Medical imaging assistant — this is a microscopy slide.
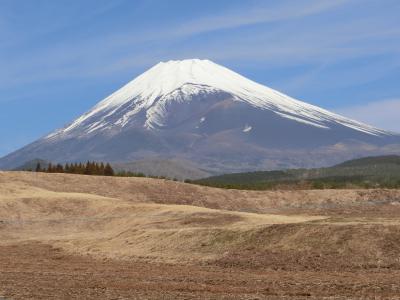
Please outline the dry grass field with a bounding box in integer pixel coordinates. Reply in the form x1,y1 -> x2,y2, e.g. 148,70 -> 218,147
1,171 -> 400,299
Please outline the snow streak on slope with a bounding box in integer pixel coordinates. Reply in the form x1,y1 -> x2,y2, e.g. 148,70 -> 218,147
49,59 -> 391,138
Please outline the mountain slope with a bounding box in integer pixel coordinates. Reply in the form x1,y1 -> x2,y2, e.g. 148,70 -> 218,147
112,159 -> 212,180
1,59 -> 399,171
13,158 -> 51,171
45,59 -> 388,136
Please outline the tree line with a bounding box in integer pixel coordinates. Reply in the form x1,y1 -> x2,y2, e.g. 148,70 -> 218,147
35,161 -> 115,176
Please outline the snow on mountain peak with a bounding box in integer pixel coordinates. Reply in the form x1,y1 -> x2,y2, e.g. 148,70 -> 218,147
53,58 -> 390,137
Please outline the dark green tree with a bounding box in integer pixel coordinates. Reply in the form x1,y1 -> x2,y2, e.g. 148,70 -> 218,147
104,163 -> 114,176
55,164 -> 64,173
99,162 -> 105,175
78,163 -> 83,174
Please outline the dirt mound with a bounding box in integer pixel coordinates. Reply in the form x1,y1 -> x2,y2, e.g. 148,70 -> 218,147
0,178 -> 323,262
213,223 -> 400,271
2,171 -> 400,215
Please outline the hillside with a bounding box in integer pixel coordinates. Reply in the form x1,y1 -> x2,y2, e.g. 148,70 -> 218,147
1,171 -> 400,299
13,158 -> 51,171
112,158 -> 212,180
192,155 -> 400,189
335,154 -> 400,167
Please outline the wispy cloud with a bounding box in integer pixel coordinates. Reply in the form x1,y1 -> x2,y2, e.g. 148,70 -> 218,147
0,0 -> 399,100
0,0 -> 356,89
336,99 -> 400,133
170,0 -> 350,38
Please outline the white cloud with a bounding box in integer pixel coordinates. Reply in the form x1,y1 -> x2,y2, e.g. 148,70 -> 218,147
336,99 -> 400,133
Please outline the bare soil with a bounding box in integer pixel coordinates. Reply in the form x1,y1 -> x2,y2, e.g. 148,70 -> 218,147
1,171 -> 400,299
1,242 -> 400,300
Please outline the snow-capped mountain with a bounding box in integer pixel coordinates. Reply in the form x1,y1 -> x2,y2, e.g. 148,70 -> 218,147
1,59 -> 399,172
48,59 -> 387,137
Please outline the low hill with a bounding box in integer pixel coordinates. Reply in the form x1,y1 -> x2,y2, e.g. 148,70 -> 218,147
191,155 -> 400,190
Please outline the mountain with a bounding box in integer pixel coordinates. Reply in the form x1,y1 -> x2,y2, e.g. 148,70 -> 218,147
1,59 -> 399,171
112,159 -> 212,180
13,158 -> 51,171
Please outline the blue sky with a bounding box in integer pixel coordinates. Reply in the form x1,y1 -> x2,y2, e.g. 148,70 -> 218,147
0,0 -> 399,157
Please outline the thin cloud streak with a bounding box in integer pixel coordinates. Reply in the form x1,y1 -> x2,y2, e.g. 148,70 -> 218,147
336,99 -> 400,133
0,0 -> 398,104
0,0 -> 355,89
171,0 -> 350,38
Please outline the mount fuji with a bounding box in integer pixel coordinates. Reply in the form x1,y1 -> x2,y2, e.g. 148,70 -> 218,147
1,59 -> 399,173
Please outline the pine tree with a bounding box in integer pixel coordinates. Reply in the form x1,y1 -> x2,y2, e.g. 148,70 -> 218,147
84,161 -> 92,175
78,163 -> 84,174
90,161 -> 96,174
35,163 -> 41,172
99,162 -> 105,175
56,164 -> 64,173
94,162 -> 100,175
104,163 -> 114,176
45,161 -> 117,176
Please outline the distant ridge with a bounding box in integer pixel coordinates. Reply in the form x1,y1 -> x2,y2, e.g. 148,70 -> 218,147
191,155 -> 400,189
335,155 -> 400,167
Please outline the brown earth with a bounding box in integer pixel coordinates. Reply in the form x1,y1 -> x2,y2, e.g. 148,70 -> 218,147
3,171 -> 400,216
1,171 -> 400,299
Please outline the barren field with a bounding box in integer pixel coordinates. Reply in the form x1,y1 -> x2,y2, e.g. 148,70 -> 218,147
1,171 -> 400,299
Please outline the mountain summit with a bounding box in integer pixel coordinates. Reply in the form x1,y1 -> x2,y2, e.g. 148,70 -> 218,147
1,59 -> 399,172
48,59 -> 388,136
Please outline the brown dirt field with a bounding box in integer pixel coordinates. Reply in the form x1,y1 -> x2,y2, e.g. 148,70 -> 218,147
1,171 -> 400,299
1,242 -> 400,300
